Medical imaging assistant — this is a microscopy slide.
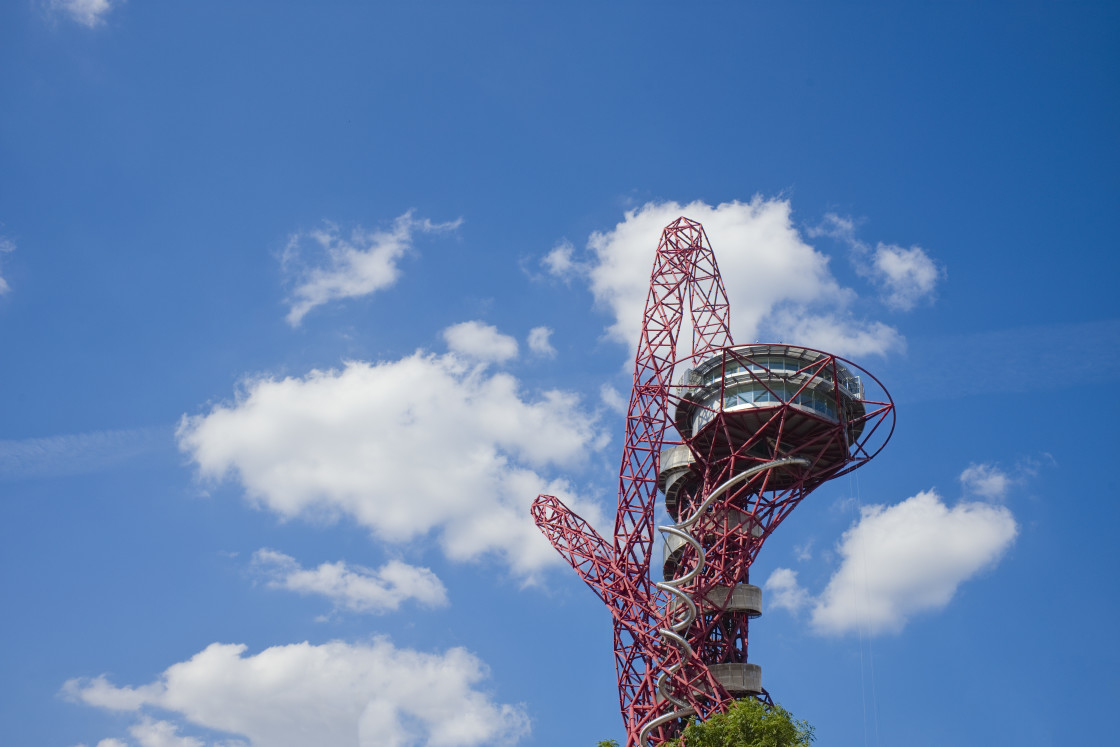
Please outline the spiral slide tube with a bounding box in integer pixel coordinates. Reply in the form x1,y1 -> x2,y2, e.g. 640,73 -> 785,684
639,456 -> 810,747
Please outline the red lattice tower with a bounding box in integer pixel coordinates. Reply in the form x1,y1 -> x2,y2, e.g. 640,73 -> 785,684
531,217 -> 894,746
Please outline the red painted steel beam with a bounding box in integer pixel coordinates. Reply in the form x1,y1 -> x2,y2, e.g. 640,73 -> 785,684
531,218 -> 893,747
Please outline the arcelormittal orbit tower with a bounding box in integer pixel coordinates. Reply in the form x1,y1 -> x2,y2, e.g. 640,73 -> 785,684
531,218 -> 895,746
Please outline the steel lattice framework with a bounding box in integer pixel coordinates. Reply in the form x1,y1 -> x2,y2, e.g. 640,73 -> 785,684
531,217 -> 894,746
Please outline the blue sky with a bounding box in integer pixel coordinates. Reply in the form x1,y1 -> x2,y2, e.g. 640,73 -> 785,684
1,2 -> 1118,746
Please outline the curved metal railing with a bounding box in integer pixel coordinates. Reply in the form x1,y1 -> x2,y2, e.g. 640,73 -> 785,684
639,456 -> 810,747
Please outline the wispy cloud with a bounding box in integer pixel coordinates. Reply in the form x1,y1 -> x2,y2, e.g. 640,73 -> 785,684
599,384 -> 627,415
892,319 -> 1120,403
0,234 -> 14,295
866,243 -> 943,311
527,326 -> 556,358
958,458 -> 1051,501
764,568 -> 812,614
442,320 -> 519,363
541,240 -> 584,281
72,738 -> 131,747
281,212 -> 461,326
813,212 -> 944,311
0,426 -> 168,480
49,0 -> 122,28
251,549 -> 448,615
959,462 -> 1012,500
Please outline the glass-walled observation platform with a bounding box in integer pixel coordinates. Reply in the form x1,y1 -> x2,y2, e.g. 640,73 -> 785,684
673,344 -> 866,439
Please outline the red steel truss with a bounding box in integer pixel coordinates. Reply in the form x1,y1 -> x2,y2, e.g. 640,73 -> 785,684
531,217 -> 894,746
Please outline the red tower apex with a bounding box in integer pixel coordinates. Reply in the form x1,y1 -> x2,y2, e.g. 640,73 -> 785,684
531,218 -> 894,746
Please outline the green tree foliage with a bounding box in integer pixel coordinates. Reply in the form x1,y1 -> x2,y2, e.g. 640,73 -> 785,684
596,699 -> 812,747
666,699 -> 815,747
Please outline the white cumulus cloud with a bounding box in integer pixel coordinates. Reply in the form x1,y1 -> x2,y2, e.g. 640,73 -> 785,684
251,549 -> 448,614
959,462 -> 1011,500
808,490 -> 1018,634
64,638 -> 530,747
177,349 -> 606,575
764,489 -> 1018,635
443,321 -> 519,363
566,198 -> 903,360
282,212 -> 461,326
50,0 -> 120,28
527,326 -> 556,357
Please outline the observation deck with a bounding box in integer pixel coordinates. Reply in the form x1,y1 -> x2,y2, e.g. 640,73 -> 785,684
659,344 -> 875,577
671,344 -> 866,484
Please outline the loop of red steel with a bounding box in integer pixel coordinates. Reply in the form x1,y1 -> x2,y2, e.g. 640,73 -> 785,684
530,218 -> 894,746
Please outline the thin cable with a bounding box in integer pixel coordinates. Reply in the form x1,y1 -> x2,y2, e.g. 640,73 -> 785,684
850,471 -> 870,747
852,471 -> 881,747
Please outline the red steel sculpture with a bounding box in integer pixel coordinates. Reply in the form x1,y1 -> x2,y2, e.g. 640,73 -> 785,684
531,217 -> 895,746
